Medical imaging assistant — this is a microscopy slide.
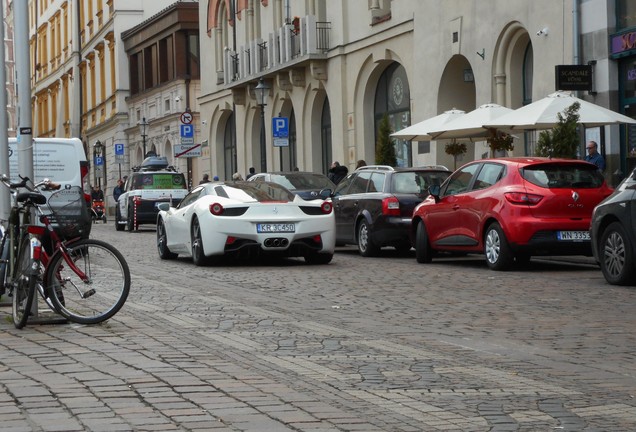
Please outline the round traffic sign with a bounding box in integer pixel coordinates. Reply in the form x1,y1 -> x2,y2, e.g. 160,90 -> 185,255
180,112 -> 193,124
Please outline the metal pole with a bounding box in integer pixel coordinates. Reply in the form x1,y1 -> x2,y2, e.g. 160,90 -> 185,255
142,117 -> 147,158
14,0 -> 33,181
0,3 -> 10,220
260,106 -> 266,172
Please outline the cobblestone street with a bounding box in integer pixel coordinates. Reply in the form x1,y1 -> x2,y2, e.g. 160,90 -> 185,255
1,223 -> 635,431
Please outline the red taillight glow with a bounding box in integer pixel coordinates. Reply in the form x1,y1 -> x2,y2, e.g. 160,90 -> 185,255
209,203 -> 224,215
321,201 -> 333,214
81,163 -> 91,205
225,236 -> 237,245
504,192 -> 543,205
382,196 -> 401,216
312,235 -> 322,244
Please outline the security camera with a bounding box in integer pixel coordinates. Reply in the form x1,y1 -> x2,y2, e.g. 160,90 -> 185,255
202,120 -> 207,125
536,27 -> 548,36
175,96 -> 181,102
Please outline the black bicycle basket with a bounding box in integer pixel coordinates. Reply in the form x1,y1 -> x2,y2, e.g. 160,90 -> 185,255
46,187 -> 91,239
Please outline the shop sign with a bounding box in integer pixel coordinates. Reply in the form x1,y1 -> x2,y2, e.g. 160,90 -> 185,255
555,65 -> 592,91
612,31 -> 636,56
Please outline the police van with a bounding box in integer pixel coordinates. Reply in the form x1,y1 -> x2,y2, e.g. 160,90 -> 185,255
115,156 -> 188,231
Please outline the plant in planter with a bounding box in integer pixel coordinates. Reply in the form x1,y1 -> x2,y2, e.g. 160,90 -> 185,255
375,113 -> 397,166
486,129 -> 514,157
445,139 -> 467,169
535,102 -> 580,158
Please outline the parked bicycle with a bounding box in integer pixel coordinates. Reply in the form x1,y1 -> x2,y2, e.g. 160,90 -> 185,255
0,175 -> 131,328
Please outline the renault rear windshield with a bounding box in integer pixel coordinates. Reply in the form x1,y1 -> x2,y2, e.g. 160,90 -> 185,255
521,164 -> 604,189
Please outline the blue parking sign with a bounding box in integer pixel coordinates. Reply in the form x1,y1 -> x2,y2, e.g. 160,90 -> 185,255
114,143 -> 124,155
180,124 -> 194,138
94,156 -> 104,166
272,117 -> 289,138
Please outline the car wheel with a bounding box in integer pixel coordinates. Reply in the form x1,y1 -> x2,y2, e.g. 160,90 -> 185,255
126,206 -> 134,232
304,253 -> 333,265
600,221 -> 636,285
191,217 -> 210,266
115,207 -> 124,231
157,219 -> 177,260
357,220 -> 379,257
484,222 -> 513,271
415,221 -> 433,264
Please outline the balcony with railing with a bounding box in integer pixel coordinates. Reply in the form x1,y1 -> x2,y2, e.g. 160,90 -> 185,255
223,15 -> 330,87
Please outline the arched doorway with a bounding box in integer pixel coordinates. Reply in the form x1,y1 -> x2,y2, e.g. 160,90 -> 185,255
321,97 -> 332,174
223,112 -> 236,180
280,110 -> 297,171
374,62 -> 411,167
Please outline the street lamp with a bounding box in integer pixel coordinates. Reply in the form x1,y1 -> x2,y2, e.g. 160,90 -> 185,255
93,140 -> 104,189
254,78 -> 269,172
138,117 -> 149,159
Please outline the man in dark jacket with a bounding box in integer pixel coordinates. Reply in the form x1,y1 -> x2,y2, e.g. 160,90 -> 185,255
328,161 -> 348,184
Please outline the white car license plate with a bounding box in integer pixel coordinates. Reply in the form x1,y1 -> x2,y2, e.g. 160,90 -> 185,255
557,230 -> 590,241
257,223 -> 295,233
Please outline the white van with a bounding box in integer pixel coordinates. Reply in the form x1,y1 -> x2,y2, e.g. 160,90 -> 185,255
7,137 -> 91,238
8,137 -> 89,191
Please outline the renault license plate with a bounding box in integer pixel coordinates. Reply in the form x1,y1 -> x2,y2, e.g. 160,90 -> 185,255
557,231 -> 590,241
257,223 -> 295,233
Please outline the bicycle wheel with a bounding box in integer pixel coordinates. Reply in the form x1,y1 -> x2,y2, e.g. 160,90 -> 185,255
12,236 -> 36,329
45,239 -> 130,324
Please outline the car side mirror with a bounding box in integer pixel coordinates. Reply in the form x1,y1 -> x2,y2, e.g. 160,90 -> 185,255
157,202 -> 171,212
428,184 -> 441,203
319,188 -> 333,199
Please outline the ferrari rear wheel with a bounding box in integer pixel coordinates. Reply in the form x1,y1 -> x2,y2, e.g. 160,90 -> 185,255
191,217 -> 210,266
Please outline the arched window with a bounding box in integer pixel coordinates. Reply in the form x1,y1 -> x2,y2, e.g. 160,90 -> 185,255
374,63 -> 411,167
321,97 -> 332,174
224,112 -> 236,180
523,42 -> 533,106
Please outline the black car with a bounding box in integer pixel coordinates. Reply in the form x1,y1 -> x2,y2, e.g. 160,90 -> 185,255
331,165 -> 451,256
591,168 -> 636,285
247,171 -> 335,200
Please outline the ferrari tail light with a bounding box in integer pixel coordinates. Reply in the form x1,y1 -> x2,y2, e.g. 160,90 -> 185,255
504,192 -> 543,205
209,202 -> 224,215
225,236 -> 237,245
382,196 -> 401,216
321,201 -> 332,214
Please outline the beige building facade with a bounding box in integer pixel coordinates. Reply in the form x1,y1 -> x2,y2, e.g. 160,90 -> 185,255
198,0 -> 632,184
26,0 -> 179,207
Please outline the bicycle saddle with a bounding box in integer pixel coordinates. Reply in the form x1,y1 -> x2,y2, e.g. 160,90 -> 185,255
17,192 -> 47,205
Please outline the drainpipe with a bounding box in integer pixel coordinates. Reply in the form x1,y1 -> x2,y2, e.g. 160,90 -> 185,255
573,0 -> 580,66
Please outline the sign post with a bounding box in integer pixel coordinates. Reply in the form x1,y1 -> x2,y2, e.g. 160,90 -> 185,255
114,143 -> 124,180
272,117 -> 289,170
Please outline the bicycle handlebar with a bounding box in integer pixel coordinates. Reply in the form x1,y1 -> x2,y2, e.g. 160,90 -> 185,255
1,174 -> 61,193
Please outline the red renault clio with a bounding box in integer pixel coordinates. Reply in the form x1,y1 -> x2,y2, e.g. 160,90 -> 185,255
411,157 -> 613,270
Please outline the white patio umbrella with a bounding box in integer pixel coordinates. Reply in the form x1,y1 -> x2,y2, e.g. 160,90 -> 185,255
484,90 -> 636,130
426,103 -> 515,140
390,109 -> 465,141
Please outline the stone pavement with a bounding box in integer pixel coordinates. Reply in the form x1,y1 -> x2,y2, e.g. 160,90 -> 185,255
0,223 -> 635,431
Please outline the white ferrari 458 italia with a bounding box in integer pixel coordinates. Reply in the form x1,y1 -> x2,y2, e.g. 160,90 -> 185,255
156,181 -> 335,265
